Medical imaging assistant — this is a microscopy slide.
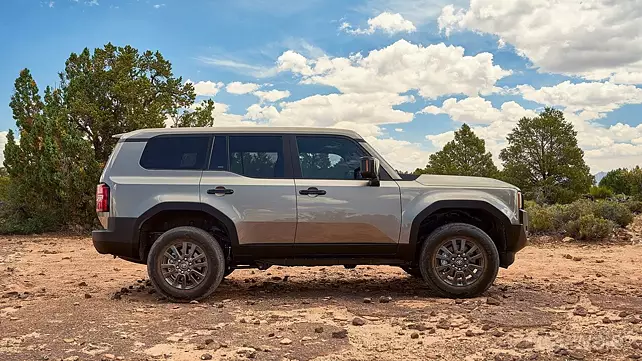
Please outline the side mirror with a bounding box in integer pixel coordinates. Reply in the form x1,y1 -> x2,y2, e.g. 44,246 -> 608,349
360,156 -> 380,186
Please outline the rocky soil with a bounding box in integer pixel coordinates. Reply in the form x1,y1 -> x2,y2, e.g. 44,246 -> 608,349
1,220 -> 642,361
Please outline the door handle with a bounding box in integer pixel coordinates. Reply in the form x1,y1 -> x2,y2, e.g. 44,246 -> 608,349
207,187 -> 234,195
299,187 -> 326,196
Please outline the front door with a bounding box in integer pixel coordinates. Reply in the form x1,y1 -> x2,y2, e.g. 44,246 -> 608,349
292,135 -> 402,256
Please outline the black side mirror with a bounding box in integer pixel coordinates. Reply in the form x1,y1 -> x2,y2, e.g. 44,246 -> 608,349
360,156 -> 380,186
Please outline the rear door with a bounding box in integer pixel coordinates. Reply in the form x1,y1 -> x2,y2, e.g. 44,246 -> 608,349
292,135 -> 402,256
199,135 -> 297,250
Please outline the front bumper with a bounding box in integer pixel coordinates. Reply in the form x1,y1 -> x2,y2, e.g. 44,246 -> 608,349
92,217 -> 139,260
500,210 -> 528,268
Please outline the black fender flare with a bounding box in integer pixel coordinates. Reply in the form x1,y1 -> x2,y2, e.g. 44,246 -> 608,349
135,202 -> 240,260
401,200 -> 512,262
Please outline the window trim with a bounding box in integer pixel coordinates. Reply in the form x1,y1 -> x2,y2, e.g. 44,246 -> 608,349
203,133 -> 293,179
291,134 -> 392,181
139,134 -> 212,171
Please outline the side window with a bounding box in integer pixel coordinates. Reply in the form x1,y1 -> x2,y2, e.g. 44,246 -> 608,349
208,136 -> 228,170
140,135 -> 210,170
296,136 -> 365,180
228,136 -> 285,178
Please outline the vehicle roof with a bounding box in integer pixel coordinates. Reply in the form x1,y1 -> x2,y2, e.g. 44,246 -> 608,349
117,127 -> 364,140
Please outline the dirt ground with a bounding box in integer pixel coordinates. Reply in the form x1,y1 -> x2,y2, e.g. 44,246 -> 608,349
2,220 -> 642,361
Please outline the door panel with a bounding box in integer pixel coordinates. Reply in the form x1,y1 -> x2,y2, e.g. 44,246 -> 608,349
294,179 -> 402,244
199,134 -> 296,245
200,172 -> 296,245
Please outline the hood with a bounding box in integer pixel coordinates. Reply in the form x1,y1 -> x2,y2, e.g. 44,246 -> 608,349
414,174 -> 517,189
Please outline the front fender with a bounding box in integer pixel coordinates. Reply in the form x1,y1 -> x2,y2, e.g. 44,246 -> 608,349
399,188 -> 518,246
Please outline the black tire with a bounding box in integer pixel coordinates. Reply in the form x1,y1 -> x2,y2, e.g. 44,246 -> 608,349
401,266 -> 422,277
147,226 -> 225,302
419,223 -> 499,298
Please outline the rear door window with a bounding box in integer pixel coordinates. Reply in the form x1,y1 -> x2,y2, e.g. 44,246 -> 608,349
140,135 -> 210,170
228,136 -> 285,178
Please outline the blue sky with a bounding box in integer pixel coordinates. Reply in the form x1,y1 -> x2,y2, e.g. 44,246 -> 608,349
1,0 -> 641,172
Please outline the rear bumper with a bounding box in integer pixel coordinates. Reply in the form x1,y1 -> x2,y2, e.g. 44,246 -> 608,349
500,210 -> 529,268
92,217 -> 139,260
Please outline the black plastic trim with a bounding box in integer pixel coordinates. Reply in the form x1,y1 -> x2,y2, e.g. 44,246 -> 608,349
92,217 -> 138,259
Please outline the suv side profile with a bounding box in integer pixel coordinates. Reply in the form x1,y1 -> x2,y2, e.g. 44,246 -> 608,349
93,127 -> 528,301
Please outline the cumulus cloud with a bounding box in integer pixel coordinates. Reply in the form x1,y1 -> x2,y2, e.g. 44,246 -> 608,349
340,12 -> 417,35
366,137 -> 431,171
438,0 -> 642,83
185,79 -> 224,96
225,82 -> 261,94
517,81 -> 642,115
277,39 -> 510,99
253,89 -> 291,103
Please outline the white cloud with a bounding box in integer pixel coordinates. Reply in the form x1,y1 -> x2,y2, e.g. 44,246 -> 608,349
341,12 -> 417,35
394,128 -> 403,132
0,131 -> 8,166
186,79 -> 224,97
48,1 -> 55,8
278,39 -> 510,99
153,4 -> 165,9
517,81 -> 642,115
225,82 -> 261,94
253,89 -> 291,103
438,0 -> 642,83
197,57 -> 278,78
366,137 -> 431,171
421,97 -> 537,125
360,0 -> 468,25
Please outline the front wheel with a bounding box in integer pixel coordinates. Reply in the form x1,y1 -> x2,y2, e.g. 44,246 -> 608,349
419,223 -> 499,298
147,226 -> 226,302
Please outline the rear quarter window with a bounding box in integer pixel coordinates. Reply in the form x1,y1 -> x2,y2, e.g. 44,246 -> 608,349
139,135 -> 210,170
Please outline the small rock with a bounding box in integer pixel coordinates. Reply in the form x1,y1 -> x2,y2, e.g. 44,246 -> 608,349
64,357 -> 79,361
568,350 -> 586,360
487,297 -> 501,306
301,336 -> 313,342
632,340 -> 642,350
111,292 -> 122,300
408,323 -> 429,331
573,306 -> 588,317
363,297 -> 372,304
572,257 -> 582,262
379,296 -> 392,303
603,317 -> 613,324
492,330 -> 504,337
562,237 -> 575,243
78,282 -> 87,287
314,327 -> 324,333
280,338 -> 292,345
436,319 -> 451,330
595,259 -> 605,263
63,338 -> 74,343
629,354 -> 641,360
410,332 -> 419,339
465,330 -> 475,337
516,340 -> 535,349
332,329 -> 348,339
352,317 -> 366,326
236,347 -> 256,358
101,355 -> 116,361
620,311 -> 631,318
482,324 -> 492,331
84,293 -> 92,299
190,300 -> 199,304
455,299 -> 464,304
200,354 -> 213,360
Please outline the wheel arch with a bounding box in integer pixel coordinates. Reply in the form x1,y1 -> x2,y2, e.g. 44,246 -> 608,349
404,200 -> 513,266
135,202 -> 239,262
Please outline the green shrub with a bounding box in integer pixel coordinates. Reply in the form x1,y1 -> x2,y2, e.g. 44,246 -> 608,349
552,199 -> 594,228
589,186 -> 613,199
566,214 -> 615,241
525,202 -> 555,233
626,200 -> 642,213
592,200 -> 634,227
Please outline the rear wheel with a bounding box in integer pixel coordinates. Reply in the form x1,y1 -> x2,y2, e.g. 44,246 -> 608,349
147,226 -> 225,302
419,223 -> 499,298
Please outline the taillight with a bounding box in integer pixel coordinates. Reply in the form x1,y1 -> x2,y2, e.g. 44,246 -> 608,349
96,183 -> 110,212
